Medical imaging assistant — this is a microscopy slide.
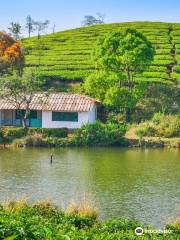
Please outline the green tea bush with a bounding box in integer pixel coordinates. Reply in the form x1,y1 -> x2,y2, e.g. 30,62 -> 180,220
22,22 -> 180,85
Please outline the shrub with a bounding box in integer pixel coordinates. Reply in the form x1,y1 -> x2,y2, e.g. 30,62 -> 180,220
0,127 -> 27,144
28,128 -> 68,138
5,128 -> 68,146
0,199 -> 179,239
166,218 -> 180,235
137,123 -> 157,137
15,134 -> 47,147
72,121 -> 127,146
136,114 -> 180,138
156,115 -> 180,137
152,112 -> 164,124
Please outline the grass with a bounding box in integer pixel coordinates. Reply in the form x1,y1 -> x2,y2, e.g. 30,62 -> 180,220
22,21 -> 180,87
125,114 -> 180,148
0,199 -> 179,239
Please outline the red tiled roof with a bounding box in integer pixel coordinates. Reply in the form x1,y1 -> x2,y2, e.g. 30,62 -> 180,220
0,93 -> 99,112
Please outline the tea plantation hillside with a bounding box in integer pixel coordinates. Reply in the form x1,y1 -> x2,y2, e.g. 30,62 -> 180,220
23,22 -> 180,86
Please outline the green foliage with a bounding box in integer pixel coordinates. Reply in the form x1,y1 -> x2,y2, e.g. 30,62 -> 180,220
131,84 -> 180,122
0,128 -> 27,143
28,128 -> 68,138
0,200 -> 179,240
0,127 -> 68,146
15,134 -> 47,147
136,114 -> 180,138
72,121 -> 127,146
84,71 -> 118,101
84,70 -> 146,116
93,28 -> 154,84
1,123 -> 126,147
104,84 -> 146,112
22,22 -> 180,85
84,28 -> 154,121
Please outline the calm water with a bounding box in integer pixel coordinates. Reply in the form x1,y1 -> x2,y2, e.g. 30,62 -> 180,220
0,147 -> 179,227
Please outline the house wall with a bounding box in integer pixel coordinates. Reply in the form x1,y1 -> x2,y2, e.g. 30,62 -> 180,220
42,104 -> 97,129
0,110 -> 42,127
0,110 -> 16,125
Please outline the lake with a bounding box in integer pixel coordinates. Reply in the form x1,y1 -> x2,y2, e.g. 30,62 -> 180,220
0,147 -> 179,227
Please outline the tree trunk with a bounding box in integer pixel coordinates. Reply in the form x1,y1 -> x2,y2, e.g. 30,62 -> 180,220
22,109 -> 30,129
125,108 -> 131,122
22,117 -> 28,129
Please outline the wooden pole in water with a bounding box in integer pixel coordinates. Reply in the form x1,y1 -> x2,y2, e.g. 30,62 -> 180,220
50,154 -> 53,164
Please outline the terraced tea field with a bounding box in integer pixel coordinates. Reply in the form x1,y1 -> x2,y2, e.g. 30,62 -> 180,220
23,22 -> 180,86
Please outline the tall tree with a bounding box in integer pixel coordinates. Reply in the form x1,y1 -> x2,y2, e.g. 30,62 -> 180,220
0,32 -> 24,76
0,70 -> 43,128
85,29 -> 154,121
93,29 -> 154,89
26,15 -> 35,38
8,22 -> 22,40
34,20 -> 50,39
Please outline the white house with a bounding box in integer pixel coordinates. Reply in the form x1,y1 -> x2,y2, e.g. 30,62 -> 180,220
0,93 -> 99,129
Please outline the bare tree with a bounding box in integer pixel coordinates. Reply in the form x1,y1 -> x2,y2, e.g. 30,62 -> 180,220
34,20 -> 50,39
25,15 -> 35,38
8,22 -> 22,40
82,13 -> 105,26
96,13 -> 105,24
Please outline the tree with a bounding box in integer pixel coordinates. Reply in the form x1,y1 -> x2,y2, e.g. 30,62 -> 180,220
82,13 -> 104,26
85,29 -> 154,121
0,70 -> 44,128
26,15 -> 35,38
93,29 -> 154,89
84,71 -> 145,119
36,38 -> 46,66
34,20 -> 50,38
0,32 -> 24,76
8,22 -> 22,40
96,13 -> 105,24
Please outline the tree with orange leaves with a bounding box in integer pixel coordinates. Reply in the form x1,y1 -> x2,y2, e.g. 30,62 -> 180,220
0,32 -> 24,76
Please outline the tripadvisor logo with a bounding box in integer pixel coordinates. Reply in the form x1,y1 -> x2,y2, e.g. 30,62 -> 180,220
135,227 -> 143,236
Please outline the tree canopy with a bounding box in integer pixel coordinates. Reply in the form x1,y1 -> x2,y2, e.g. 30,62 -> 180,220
93,28 -> 155,88
84,29 -> 155,121
82,14 -> 104,26
0,32 -> 24,76
8,22 -> 22,40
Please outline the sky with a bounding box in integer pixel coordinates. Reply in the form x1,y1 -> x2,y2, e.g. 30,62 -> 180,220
0,0 -> 180,36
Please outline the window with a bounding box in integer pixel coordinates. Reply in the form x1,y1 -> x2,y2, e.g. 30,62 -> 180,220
30,111 -> 38,119
16,110 -> 25,119
52,112 -> 78,122
16,110 -> 37,119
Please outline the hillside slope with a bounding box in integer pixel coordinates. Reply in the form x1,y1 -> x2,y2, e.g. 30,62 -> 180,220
23,22 -> 180,86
